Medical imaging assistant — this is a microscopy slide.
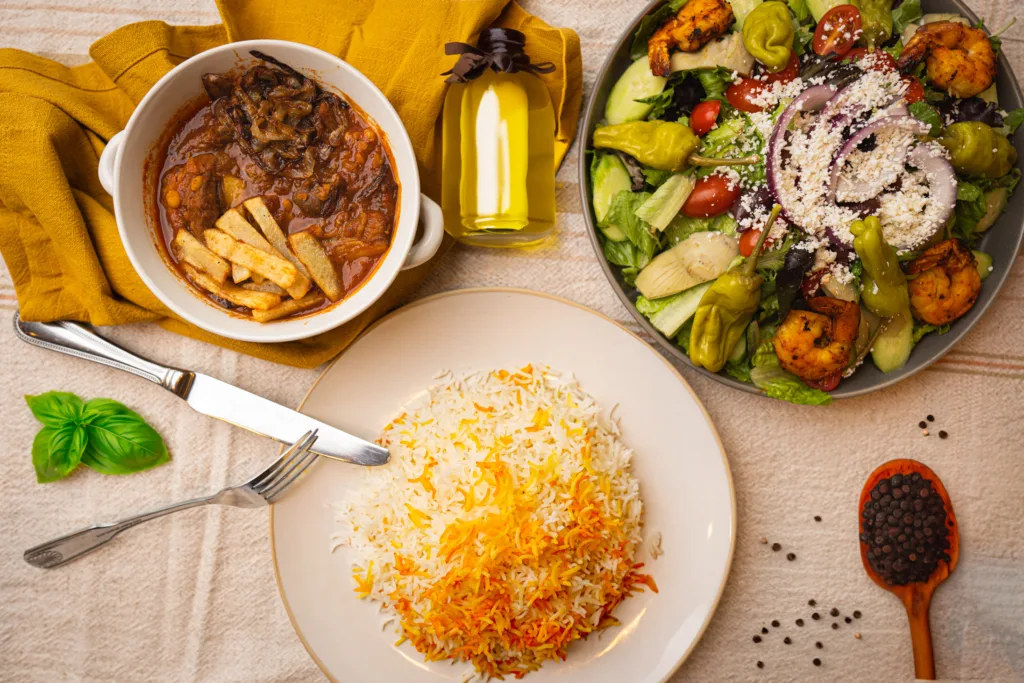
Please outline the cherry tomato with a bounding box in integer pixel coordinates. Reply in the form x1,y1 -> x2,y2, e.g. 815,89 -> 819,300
843,48 -> 897,72
738,228 -> 763,257
683,174 -> 742,218
813,5 -> 863,57
760,52 -> 801,85
902,75 -> 925,104
805,370 -> 842,392
726,78 -> 768,113
690,100 -> 722,136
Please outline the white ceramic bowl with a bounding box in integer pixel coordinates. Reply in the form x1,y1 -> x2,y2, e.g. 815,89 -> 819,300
98,40 -> 444,343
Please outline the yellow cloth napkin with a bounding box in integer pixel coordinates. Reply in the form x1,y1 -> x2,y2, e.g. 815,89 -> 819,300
0,0 -> 581,367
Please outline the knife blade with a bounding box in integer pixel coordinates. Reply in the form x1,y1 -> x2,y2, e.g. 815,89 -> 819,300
13,314 -> 389,466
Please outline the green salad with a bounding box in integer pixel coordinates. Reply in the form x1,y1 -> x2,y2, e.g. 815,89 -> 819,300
589,0 -> 1021,405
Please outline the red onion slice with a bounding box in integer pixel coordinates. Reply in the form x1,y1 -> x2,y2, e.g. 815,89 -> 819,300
828,116 -> 930,203
767,85 -> 837,227
907,144 -> 958,234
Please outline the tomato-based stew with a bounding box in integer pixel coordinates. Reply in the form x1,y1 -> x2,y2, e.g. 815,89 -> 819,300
155,51 -> 399,323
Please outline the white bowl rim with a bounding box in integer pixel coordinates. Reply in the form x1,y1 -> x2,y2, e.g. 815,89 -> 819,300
112,39 -> 422,343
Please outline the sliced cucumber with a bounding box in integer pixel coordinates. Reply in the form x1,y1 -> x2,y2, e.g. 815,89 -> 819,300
605,57 -> 667,125
728,0 -> 764,29
871,311 -> 914,373
974,187 -> 1008,233
591,153 -> 631,241
646,281 -> 714,338
973,250 -> 993,281
807,0 -> 844,23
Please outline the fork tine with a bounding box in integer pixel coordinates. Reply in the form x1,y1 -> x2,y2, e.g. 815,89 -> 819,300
254,431 -> 319,494
247,430 -> 318,491
263,449 -> 320,503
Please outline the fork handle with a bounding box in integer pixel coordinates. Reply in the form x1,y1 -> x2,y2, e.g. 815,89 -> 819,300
24,495 -> 214,569
13,313 -> 194,398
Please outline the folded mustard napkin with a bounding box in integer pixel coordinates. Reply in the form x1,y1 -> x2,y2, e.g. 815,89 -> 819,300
0,0 -> 581,367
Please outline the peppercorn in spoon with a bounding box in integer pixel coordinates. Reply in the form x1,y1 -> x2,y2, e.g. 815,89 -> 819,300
859,459 -> 959,680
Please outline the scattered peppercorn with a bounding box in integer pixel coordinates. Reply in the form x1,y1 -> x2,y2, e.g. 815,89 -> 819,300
923,429 -> 930,436
927,415 -> 934,422
813,658 -> 821,666
861,470 -> 951,585
796,619 -> 804,627
787,552 -> 796,561
830,608 -> 839,617
762,627 -> 769,634
784,637 -> 792,644
771,620 -> 780,628
815,641 -> 823,649
832,623 -> 839,630
939,430 -> 948,439
812,612 -> 820,620
854,632 -> 862,640
814,515 -> 822,522
808,599 -> 817,607
760,537 -> 768,544
757,661 -> 764,669
772,543 -> 782,552
853,611 -> 862,619
753,635 -> 762,643
845,616 -> 852,624
918,421 -> 927,429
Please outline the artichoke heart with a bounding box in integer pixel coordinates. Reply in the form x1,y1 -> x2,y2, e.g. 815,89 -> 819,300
635,231 -> 739,299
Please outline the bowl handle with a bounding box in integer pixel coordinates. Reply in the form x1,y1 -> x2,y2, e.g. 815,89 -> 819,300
402,194 -> 444,270
98,131 -> 125,197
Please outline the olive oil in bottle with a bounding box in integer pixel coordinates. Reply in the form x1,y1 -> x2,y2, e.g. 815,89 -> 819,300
441,29 -> 556,247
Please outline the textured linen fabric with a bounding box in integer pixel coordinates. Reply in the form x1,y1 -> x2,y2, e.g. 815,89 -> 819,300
0,0 -> 581,367
1,1 -> 1023,682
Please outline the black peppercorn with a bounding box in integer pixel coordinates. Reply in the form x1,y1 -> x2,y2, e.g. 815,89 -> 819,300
918,421 -> 927,429
815,641 -> 823,649
939,430 -> 948,439
812,612 -> 820,620
853,611 -> 862,619
787,553 -> 796,561
753,635 -> 761,643
796,619 -> 804,627
808,599 -> 817,607
845,616 -> 852,624
757,661 -> 764,669
771,620 -> 780,628
772,542 -> 782,552
814,515 -> 822,522
813,658 -> 821,666
762,627 -> 769,634
784,637 -> 792,644
832,623 -> 839,630
927,415 -> 934,422
830,608 -> 839,617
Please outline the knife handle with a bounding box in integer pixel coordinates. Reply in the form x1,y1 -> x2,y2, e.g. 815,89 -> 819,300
13,313 -> 193,397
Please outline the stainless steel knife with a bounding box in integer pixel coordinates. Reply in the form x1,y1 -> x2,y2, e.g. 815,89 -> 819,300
13,314 -> 389,466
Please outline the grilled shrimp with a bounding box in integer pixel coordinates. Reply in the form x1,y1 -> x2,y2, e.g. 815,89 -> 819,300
896,22 -> 995,98
773,297 -> 861,381
906,239 -> 981,325
648,0 -> 734,76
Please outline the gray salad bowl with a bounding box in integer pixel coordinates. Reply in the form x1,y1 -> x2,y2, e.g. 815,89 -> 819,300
579,0 -> 1024,400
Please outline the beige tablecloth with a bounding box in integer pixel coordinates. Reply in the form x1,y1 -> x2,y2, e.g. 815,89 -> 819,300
1,1 -> 1023,681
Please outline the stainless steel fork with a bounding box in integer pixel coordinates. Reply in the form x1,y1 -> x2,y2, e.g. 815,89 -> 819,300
23,430 -> 320,569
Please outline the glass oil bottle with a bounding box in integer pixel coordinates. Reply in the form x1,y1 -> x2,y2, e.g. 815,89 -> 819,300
441,29 -> 557,247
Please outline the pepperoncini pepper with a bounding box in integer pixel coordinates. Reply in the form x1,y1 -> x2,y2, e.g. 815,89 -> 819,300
940,121 -> 1018,178
850,216 -> 909,318
689,205 -> 781,372
592,120 -> 700,171
742,2 -> 795,73
850,0 -> 893,48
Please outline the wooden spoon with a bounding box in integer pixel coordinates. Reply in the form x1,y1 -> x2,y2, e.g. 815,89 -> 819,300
858,459 -> 959,680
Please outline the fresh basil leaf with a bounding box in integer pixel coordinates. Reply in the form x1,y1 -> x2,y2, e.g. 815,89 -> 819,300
750,366 -> 833,405
908,101 -> 943,137
82,400 -> 169,474
25,391 -> 85,428
891,0 -> 922,36
33,423 -> 87,483
1005,108 -> 1024,135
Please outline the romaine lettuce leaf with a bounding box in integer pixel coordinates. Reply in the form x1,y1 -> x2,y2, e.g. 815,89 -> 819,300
605,190 -> 660,258
750,366 -> 833,405
891,0 -> 922,36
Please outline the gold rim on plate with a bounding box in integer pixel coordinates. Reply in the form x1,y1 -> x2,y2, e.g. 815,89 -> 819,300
269,286 -> 737,683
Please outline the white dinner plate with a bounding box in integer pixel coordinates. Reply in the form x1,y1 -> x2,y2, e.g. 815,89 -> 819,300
271,288 -> 735,682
